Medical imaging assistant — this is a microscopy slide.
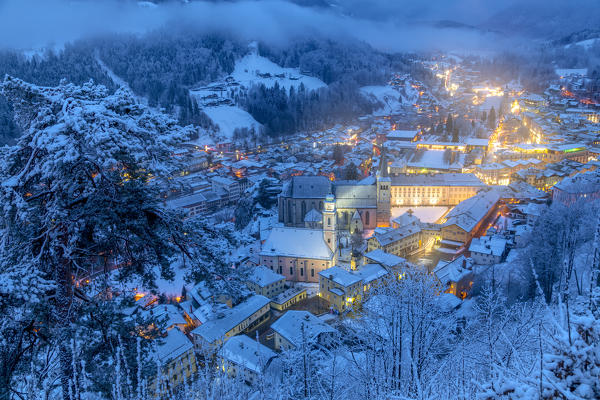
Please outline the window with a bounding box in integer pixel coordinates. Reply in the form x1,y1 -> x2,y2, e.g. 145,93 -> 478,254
328,217 -> 331,225
290,267 -> 293,275
300,268 -> 304,276
365,211 -> 370,225
311,269 -> 314,277
301,201 -> 306,219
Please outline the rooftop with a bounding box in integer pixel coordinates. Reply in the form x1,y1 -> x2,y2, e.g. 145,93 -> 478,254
364,249 -> 406,268
391,173 -> 485,187
247,266 -> 285,288
443,190 -> 501,233
191,295 -> 270,344
260,227 -> 333,260
469,236 -> 507,257
156,328 -> 193,365
220,335 -> 276,374
270,311 -> 336,348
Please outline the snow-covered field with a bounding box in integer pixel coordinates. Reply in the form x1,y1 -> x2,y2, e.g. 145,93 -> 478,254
201,105 -> 262,140
565,38 -> 598,49
360,85 -> 404,116
360,81 -> 419,116
391,206 -> 450,223
232,47 -> 326,92
189,43 -> 326,143
555,68 -> 588,77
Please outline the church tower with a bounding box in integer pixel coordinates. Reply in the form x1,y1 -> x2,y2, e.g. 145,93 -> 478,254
322,194 -> 337,254
376,145 -> 392,227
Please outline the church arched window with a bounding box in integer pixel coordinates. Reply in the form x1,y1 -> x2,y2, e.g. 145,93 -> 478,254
365,211 -> 370,225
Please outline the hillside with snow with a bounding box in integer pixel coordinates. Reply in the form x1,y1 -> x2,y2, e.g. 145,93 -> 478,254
360,80 -> 420,116
232,44 -> 327,92
189,43 -> 327,143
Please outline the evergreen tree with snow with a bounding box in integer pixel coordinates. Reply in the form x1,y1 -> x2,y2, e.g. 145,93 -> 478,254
0,77 -> 242,399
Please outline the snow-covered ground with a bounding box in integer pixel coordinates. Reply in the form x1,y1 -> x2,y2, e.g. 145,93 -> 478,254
391,206 -> 450,223
232,44 -> 326,92
189,43 -> 325,143
565,38 -> 598,49
360,80 -> 420,116
360,85 -> 404,116
201,105 -> 262,141
555,68 -> 588,77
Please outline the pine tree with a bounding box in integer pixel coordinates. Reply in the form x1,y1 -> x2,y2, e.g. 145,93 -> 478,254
0,77 -> 195,400
446,113 -> 453,133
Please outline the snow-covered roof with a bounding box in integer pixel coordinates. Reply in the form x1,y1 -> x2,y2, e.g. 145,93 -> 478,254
191,295 -> 270,344
469,236 -> 507,257
433,255 -> 472,286
283,176 -> 332,199
364,249 -> 406,268
387,130 -> 418,140
166,193 -> 207,209
143,304 -> 187,330
247,265 -> 285,288
371,224 -> 422,247
391,173 -> 485,187
356,264 -> 389,284
271,311 -> 336,348
220,335 -> 276,374
156,328 -> 193,365
319,266 -> 362,287
260,227 -> 333,260
443,190 -> 501,233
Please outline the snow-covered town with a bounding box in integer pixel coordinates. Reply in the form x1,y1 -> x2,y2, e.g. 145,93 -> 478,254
1,1 -> 600,400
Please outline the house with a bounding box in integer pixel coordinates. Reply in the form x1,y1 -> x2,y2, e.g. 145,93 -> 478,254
270,311 -> 337,351
191,295 -> 271,347
367,224 -> 423,258
363,249 -> 406,270
440,190 -> 502,245
318,264 -> 389,312
153,328 -> 197,393
270,287 -> 307,311
246,265 -> 286,297
433,256 -> 473,299
219,335 -> 277,385
468,236 -> 508,265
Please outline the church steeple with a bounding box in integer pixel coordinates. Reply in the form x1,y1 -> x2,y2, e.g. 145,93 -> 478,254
376,144 -> 391,227
379,144 -> 389,178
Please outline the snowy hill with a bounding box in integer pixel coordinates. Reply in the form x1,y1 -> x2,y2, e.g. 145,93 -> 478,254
231,43 -> 326,92
202,105 -> 261,141
189,43 -> 327,143
360,80 -> 419,116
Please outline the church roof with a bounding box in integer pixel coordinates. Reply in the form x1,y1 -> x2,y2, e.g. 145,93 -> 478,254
260,227 -> 334,260
284,176 -> 332,199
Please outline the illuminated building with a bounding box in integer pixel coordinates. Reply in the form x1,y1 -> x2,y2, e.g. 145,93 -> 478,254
439,190 -> 502,245
318,264 -> 388,312
390,173 -> 486,206
191,295 -> 271,347
552,170 -> 600,204
152,329 -> 197,394
278,149 -> 391,230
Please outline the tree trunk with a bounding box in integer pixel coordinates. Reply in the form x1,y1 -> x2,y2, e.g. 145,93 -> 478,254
56,253 -> 74,400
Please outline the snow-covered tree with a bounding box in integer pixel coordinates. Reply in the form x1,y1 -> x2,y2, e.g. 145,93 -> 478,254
0,76 -> 238,399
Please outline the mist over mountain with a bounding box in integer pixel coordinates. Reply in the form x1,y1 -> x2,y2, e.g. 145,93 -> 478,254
2,0 -> 596,53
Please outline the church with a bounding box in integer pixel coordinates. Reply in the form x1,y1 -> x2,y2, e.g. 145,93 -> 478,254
277,149 -> 392,232
260,152 -> 392,283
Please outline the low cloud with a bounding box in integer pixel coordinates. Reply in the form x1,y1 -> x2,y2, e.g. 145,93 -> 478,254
0,0 -> 560,53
